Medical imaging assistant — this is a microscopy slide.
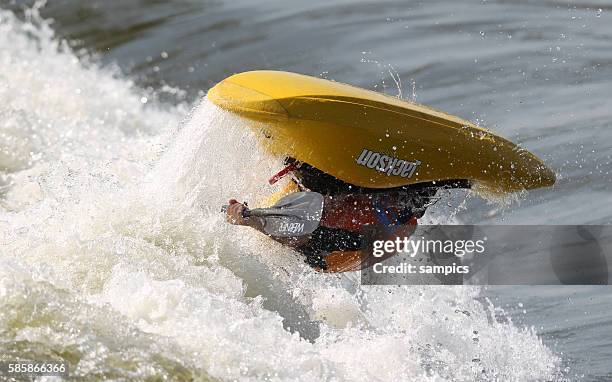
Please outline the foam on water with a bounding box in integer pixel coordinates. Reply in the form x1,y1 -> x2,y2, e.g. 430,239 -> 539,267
0,7 -> 562,381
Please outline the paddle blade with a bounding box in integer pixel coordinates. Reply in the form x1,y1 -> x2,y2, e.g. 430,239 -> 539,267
250,192 -> 324,237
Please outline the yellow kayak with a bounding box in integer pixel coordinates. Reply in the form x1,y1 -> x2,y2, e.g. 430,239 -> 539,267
208,70 -> 555,193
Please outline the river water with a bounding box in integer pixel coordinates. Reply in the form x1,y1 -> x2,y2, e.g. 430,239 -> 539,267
1,1 -> 611,380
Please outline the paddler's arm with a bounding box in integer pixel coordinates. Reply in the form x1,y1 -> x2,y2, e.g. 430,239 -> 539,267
225,199 -> 309,247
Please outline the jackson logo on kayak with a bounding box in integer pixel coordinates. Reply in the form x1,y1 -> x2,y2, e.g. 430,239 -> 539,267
356,148 -> 421,178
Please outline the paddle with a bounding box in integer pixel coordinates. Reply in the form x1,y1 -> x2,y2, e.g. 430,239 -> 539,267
221,192 -> 324,237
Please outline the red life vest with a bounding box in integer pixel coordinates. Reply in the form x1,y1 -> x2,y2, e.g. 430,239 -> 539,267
319,194 -> 415,233
317,193 -> 418,272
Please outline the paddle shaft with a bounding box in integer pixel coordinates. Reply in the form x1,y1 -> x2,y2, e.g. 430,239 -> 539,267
221,206 -> 294,218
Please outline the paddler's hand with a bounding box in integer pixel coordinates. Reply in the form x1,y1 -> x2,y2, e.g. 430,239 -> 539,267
225,199 -> 250,226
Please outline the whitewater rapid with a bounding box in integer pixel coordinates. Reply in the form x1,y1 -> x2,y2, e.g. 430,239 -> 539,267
0,8 -> 561,381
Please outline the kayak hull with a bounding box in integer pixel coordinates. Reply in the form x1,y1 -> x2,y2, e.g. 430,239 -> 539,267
208,70 -> 555,193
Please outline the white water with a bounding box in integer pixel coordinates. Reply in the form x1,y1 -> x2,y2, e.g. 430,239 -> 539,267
0,9 -> 561,381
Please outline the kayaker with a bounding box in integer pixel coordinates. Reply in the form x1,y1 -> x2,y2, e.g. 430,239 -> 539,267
225,161 -> 439,272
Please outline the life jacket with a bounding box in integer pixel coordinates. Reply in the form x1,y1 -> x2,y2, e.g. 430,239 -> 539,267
311,194 -> 418,273
319,193 -> 413,233
321,217 -> 418,273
